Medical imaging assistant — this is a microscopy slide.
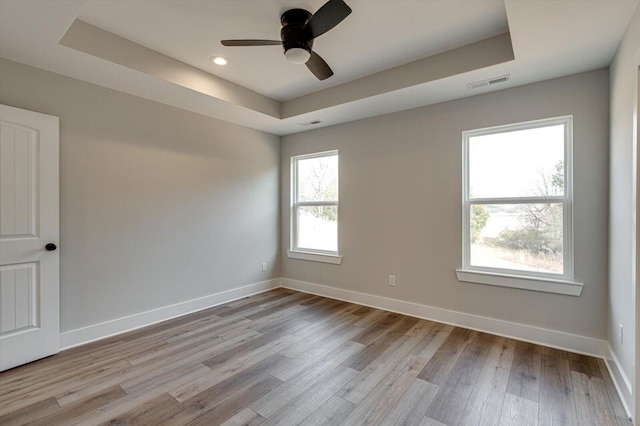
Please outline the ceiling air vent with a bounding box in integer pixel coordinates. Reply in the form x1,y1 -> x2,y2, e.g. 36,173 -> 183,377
466,74 -> 511,90
298,119 -> 323,127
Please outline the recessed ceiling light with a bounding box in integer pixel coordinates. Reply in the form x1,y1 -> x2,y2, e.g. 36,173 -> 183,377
211,56 -> 228,66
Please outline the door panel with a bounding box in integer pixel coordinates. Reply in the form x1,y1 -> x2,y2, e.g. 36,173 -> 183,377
0,104 -> 59,372
0,122 -> 37,238
1,263 -> 38,334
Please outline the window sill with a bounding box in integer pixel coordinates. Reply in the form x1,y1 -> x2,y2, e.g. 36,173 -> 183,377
455,269 -> 583,296
287,250 -> 343,265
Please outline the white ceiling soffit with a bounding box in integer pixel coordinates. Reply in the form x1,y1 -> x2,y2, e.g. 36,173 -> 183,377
75,0 -> 511,101
0,0 -> 638,136
59,20 -> 514,120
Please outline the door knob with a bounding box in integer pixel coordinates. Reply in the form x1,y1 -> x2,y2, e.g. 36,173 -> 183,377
45,243 -> 57,251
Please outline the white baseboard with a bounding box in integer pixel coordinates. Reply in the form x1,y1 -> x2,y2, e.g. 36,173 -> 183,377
60,279 -> 280,349
603,343 -> 634,421
281,278 -> 607,358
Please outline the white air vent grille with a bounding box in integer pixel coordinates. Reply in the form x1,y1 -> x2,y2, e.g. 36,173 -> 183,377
466,74 -> 510,90
298,119 -> 323,127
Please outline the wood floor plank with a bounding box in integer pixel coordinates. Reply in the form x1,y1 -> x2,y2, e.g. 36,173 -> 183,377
163,317 -> 252,344
126,331 -> 222,366
169,352 -> 287,404
387,315 -> 421,335
260,365 -> 358,426
0,359 -> 132,415
201,333 -> 308,389
351,311 -> 404,345
122,362 -> 212,397
411,322 -> 454,360
277,312 -> 363,359
498,393 -> 538,426
342,327 -> 406,371
66,365 -> 213,426
341,355 -> 428,425
541,345 -> 571,360
505,341 -> 541,402
405,318 -> 437,337
0,354 -> 130,406
252,316 -> 312,337
420,417 -> 448,426
250,340 -> 363,418
286,302 -> 360,339
202,332 -> 286,369
0,396 -> 60,426
340,315 -> 420,372
459,336 -> 516,426
178,353 -> 287,412
118,308 -> 223,343
351,307 -> 386,327
99,392 -> 182,425
568,353 -> 602,379
90,337 -> 170,364
271,326 -> 364,381
214,291 -> 301,318
177,376 -> 283,426
350,305 -> 374,317
425,332 -> 495,425
380,378 -> 439,425
294,298 -> 352,323
254,292 -> 318,315
28,385 -> 128,426
596,358 -> 629,419
55,330 -> 261,406
0,353 -> 96,389
243,293 -> 317,322
337,334 -> 424,405
300,395 -> 355,426
571,371 -> 618,426
417,327 -> 474,385
221,407 -> 265,426
0,289 -> 629,426
539,353 -> 578,426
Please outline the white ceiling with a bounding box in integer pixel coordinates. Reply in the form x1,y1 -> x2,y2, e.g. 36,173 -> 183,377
0,0 -> 638,135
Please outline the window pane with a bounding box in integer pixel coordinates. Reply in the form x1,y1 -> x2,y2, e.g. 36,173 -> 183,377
297,206 -> 337,251
470,203 -> 563,274
469,125 -> 565,198
297,155 -> 338,202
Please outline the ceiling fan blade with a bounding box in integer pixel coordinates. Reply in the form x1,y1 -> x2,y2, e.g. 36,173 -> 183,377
306,51 -> 334,80
304,0 -> 352,40
221,40 -> 282,46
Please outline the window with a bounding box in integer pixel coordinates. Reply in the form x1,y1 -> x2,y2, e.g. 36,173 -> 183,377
288,150 -> 341,264
457,116 -> 583,296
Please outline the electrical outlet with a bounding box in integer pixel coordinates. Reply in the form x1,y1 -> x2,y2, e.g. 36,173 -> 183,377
619,323 -> 623,345
388,275 -> 396,287
262,262 -> 267,272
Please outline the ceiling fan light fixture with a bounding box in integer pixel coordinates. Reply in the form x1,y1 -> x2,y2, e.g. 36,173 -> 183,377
285,47 -> 311,64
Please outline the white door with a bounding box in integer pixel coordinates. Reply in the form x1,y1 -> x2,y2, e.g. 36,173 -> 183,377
0,104 -> 59,372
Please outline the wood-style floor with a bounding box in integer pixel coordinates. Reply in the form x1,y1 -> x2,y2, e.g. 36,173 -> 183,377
0,289 -> 631,426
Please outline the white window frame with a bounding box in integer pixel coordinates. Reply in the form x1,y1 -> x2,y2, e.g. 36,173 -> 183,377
456,116 -> 583,296
287,150 -> 342,265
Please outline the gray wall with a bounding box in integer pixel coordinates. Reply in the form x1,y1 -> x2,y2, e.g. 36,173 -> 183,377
0,59 -> 280,332
609,4 -> 639,416
281,69 -> 609,340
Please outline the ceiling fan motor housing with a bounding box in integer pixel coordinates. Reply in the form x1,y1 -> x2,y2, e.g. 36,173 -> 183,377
280,9 -> 313,56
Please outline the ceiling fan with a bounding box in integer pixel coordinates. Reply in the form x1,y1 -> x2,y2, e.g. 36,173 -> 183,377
220,0 -> 352,81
